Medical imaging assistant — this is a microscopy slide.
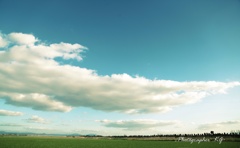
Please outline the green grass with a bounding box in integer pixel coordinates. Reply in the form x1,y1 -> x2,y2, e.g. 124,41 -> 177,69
0,136 -> 239,148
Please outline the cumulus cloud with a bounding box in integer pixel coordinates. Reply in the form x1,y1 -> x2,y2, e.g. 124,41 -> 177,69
0,34 -> 8,48
8,32 -> 37,45
97,119 -> 179,130
0,32 -> 239,114
26,115 -> 48,124
4,93 -> 71,112
198,120 -> 240,130
0,109 -> 23,116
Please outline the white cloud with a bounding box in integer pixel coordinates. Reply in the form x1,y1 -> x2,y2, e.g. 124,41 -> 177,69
97,119 -> 180,130
0,32 -> 239,114
0,109 -> 23,116
4,93 -> 71,112
26,115 -> 48,124
8,32 -> 37,45
0,34 -> 8,48
198,120 -> 240,130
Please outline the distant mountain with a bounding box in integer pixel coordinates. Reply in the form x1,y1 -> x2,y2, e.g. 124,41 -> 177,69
0,131 -> 62,136
66,133 -> 82,137
0,131 -> 8,134
0,131 -> 102,137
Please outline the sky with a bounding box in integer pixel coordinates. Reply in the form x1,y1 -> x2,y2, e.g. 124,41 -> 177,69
0,0 -> 240,136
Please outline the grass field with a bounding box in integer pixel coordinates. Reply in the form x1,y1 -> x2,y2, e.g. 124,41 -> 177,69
0,136 -> 240,148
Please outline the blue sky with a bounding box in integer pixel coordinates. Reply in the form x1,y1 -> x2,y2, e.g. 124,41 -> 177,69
0,0 -> 240,135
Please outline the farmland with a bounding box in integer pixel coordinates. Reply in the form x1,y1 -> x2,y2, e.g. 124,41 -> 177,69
0,136 -> 240,148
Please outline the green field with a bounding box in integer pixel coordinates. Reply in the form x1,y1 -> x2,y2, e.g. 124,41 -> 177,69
0,136 -> 239,148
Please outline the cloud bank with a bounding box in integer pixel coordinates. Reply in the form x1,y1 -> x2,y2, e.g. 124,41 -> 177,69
0,123 -> 22,126
26,115 -> 48,124
97,119 -> 179,130
198,120 -> 240,130
0,32 -> 239,114
0,109 -> 23,116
